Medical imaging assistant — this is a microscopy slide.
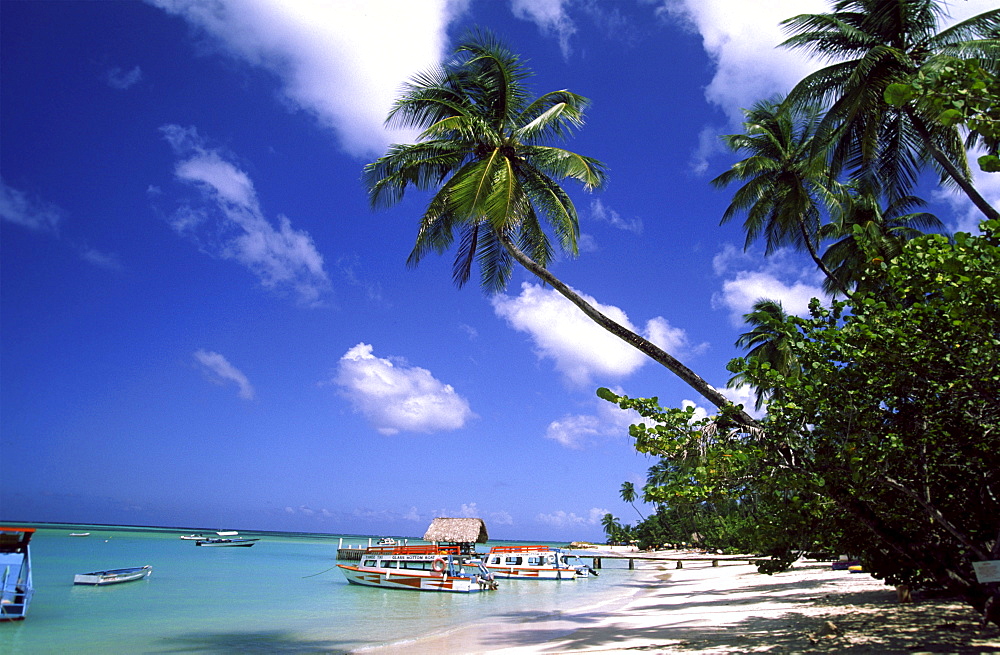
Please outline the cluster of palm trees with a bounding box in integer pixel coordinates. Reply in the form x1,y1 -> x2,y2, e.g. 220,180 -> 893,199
364,2 -> 998,425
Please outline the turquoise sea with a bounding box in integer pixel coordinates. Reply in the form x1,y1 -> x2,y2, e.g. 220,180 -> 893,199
1,524 -> 641,654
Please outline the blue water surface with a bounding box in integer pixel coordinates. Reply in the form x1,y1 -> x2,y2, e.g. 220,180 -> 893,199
0,525 -> 640,654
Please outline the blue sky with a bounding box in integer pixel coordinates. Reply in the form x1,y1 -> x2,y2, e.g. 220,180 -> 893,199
2,0 -> 996,542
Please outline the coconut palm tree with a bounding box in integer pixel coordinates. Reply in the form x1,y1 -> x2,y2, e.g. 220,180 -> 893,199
820,184 -> 944,294
712,98 -> 850,296
365,30 -> 757,427
780,0 -> 1000,222
620,481 -> 644,520
727,299 -> 799,410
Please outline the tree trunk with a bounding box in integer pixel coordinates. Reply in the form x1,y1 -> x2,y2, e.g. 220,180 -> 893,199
500,235 -> 760,428
908,110 -> 1000,224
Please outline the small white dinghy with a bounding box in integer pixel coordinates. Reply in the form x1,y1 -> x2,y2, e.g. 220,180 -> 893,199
73,565 -> 152,586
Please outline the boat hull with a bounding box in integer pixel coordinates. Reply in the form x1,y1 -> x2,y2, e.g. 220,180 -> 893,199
482,566 -> 583,580
337,565 -> 491,593
195,538 -> 258,547
73,566 -> 152,586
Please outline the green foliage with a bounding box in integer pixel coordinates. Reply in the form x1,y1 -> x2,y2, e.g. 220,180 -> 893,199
604,226 -> 1000,624
885,58 -> 1000,172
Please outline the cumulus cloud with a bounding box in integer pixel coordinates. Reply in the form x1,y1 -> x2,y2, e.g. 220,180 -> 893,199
333,343 -> 475,435
160,124 -> 330,305
492,283 -> 705,387
0,178 -> 62,233
193,349 -> 255,400
711,244 -> 826,326
655,0 -> 827,125
545,392 -> 647,449
150,0 -> 466,157
537,507 -> 607,528
105,65 -> 143,90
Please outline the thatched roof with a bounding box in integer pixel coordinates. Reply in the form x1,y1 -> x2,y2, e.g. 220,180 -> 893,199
423,517 -> 489,544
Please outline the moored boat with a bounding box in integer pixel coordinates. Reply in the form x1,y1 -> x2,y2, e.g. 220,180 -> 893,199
73,565 -> 152,586
195,538 -> 258,547
69,532 -> 90,537
481,545 -> 596,579
0,527 -> 34,621
179,534 -> 207,540
337,544 -> 497,592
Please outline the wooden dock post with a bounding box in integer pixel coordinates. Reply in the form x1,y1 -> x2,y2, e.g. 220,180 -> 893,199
676,560 -> 683,569
628,558 -> 634,570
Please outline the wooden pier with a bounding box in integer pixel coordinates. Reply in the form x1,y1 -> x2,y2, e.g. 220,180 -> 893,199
581,553 -> 770,570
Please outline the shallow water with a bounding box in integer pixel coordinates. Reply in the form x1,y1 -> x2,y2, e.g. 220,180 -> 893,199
1,525 -> 640,654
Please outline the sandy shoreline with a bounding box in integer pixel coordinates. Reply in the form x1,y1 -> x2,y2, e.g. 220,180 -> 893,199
359,555 -> 1000,654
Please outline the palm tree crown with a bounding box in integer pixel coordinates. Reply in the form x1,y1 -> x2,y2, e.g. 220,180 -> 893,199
781,0 -> 1000,219
367,30 -> 760,427
365,30 -> 607,293
713,98 -> 848,296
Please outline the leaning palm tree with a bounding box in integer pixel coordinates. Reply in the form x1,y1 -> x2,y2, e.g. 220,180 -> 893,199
780,0 -> 1000,222
365,31 -> 757,427
712,98 -> 850,296
620,481 -> 644,520
727,299 -> 800,410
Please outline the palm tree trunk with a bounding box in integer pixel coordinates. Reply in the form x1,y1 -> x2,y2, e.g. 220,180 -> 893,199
797,218 -> 851,297
500,235 -> 760,428
907,110 -> 1000,224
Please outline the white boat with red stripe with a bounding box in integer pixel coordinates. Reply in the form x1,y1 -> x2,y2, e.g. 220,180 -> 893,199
337,544 -> 497,593
481,545 -> 596,579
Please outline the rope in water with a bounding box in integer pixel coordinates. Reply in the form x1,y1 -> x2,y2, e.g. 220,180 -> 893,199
302,565 -> 338,578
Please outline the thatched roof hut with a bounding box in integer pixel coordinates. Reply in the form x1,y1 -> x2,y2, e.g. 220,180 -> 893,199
423,517 -> 489,545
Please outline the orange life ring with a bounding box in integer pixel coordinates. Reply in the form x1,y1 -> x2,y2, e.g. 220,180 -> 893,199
432,557 -> 446,573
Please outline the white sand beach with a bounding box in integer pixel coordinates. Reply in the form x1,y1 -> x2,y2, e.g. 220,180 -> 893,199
364,555 -> 1000,654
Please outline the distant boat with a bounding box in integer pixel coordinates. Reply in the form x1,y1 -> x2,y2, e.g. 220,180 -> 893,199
195,538 -> 258,547
0,527 -> 35,621
69,533 -> 90,537
179,534 -> 207,540
215,531 -> 239,537
376,537 -> 397,546
74,566 -> 152,586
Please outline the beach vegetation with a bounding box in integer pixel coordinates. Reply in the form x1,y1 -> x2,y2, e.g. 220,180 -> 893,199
605,0 -> 1000,626
602,219 -> 1000,624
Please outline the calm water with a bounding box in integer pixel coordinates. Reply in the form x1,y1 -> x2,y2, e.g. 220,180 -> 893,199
1,525 -> 641,654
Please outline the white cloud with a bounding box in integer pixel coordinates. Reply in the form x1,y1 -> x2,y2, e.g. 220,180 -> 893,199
545,392 -> 646,449
193,349 -> 255,400
333,343 -> 475,435
655,0 -> 827,125
150,0 -> 468,157
105,65 -> 143,90
160,124 -> 330,305
0,179 -> 62,233
492,283 -> 704,387
510,0 -> 576,58
79,247 -> 124,271
536,507 -> 607,528
589,199 -> 643,234
711,244 -> 826,326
